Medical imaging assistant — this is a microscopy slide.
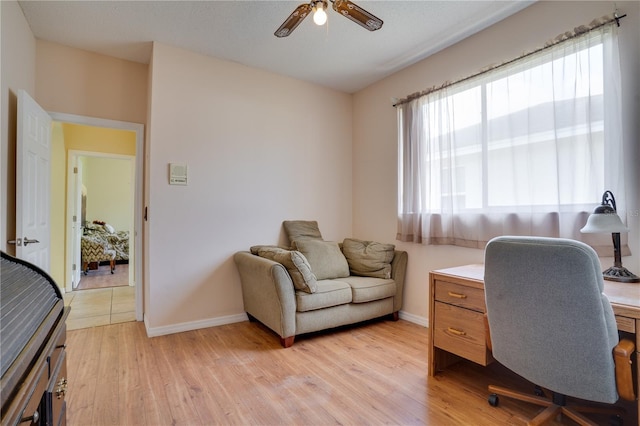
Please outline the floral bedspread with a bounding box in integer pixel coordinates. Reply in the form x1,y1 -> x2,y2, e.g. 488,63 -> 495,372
83,223 -> 129,261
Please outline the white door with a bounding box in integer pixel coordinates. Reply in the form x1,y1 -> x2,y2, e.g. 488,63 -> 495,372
16,90 -> 52,271
71,157 -> 83,289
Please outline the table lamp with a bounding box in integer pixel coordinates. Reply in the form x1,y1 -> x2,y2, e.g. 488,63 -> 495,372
580,190 -> 639,283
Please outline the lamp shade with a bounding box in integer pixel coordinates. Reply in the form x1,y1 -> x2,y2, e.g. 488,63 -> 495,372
580,190 -> 639,282
580,209 -> 629,233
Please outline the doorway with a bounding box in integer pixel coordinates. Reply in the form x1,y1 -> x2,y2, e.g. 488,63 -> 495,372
50,112 -> 144,322
70,153 -> 134,290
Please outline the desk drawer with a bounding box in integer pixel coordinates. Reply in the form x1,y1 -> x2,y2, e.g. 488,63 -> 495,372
17,362 -> 48,426
433,301 -> 492,366
435,280 -> 486,312
48,325 -> 66,380
615,315 -> 636,333
44,351 -> 67,426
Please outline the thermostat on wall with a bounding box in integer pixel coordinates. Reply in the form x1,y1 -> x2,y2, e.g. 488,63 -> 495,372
169,163 -> 188,185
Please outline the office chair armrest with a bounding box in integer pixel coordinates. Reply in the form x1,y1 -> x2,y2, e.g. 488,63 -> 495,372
614,338 -> 636,401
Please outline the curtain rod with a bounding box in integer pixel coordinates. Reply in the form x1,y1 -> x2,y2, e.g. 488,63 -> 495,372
393,12 -> 626,108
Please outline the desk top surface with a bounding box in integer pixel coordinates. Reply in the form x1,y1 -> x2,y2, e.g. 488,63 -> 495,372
432,264 -> 485,282
432,264 -> 640,318
604,279 -> 640,317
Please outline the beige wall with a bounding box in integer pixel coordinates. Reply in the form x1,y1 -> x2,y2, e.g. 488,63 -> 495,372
36,40 -> 148,125
33,42 -> 145,290
0,15 -> 145,258
1,0 -> 36,254
3,1 -> 637,333
145,42 -> 353,332
352,1 -> 640,324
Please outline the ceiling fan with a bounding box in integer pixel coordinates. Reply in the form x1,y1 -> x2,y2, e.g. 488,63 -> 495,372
275,0 -> 383,38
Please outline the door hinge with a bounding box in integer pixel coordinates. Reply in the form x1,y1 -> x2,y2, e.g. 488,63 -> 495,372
74,167 -> 78,174
72,264 -> 76,271
73,215 -> 77,222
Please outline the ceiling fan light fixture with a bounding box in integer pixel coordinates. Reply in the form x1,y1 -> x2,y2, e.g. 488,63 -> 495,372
275,0 -> 382,37
313,1 -> 328,26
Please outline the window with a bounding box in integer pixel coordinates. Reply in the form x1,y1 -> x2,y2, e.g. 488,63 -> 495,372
397,24 -> 626,252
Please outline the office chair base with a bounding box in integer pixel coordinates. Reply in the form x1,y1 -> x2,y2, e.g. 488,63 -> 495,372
488,385 -> 624,426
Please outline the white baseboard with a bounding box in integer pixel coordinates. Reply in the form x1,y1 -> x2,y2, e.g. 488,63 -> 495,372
144,312 -> 248,337
142,310 -> 425,338
399,310 -> 428,328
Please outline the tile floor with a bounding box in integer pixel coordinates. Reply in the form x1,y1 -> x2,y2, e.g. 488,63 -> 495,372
64,286 -> 136,330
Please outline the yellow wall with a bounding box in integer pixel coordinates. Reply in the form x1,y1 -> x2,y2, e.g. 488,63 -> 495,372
62,123 -> 136,155
50,122 -> 136,290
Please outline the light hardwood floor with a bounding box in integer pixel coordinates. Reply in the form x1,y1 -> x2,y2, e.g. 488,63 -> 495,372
65,319 -> 636,425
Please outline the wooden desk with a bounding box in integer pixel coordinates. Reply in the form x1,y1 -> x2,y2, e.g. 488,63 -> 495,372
428,264 -> 639,418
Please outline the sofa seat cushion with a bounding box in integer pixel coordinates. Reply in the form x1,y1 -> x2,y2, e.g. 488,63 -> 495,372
340,276 -> 397,303
296,279 -> 352,312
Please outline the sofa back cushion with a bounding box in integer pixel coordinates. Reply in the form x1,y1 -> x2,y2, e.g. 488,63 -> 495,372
342,238 -> 395,279
293,239 -> 350,280
254,246 -> 318,293
283,220 -> 323,245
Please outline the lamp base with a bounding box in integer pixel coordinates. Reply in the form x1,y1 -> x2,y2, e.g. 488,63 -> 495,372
603,266 -> 640,283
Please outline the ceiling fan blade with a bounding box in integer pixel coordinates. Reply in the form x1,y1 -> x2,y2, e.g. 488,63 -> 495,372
274,4 -> 313,38
332,0 -> 383,31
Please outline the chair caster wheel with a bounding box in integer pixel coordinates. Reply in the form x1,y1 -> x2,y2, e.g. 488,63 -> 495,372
488,394 -> 499,407
534,386 -> 545,397
609,415 -> 623,426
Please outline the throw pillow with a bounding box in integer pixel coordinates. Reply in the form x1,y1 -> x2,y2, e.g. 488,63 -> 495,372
255,246 -> 318,293
293,239 -> 350,280
342,238 -> 395,279
283,220 -> 323,244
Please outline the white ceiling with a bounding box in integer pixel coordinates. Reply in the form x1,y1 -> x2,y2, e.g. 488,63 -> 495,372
18,0 -> 534,93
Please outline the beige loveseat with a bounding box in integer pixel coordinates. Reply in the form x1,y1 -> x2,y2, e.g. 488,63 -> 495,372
233,221 -> 408,347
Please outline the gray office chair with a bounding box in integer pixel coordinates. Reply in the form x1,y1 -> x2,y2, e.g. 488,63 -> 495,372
484,236 -> 636,425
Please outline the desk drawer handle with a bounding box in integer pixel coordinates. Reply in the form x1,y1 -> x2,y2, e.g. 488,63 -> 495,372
447,327 -> 466,336
56,378 -> 68,399
20,410 -> 39,424
448,292 -> 467,299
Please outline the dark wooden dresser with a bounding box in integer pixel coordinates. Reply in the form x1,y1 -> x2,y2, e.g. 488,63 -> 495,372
1,252 -> 70,426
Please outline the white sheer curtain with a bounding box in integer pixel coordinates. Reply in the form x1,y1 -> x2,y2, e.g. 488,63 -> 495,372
397,24 -> 628,254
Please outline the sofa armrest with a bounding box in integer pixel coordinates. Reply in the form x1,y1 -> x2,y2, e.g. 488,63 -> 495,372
233,251 -> 297,339
391,250 -> 408,313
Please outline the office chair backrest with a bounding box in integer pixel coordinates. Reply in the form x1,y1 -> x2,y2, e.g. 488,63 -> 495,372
484,236 -> 619,403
